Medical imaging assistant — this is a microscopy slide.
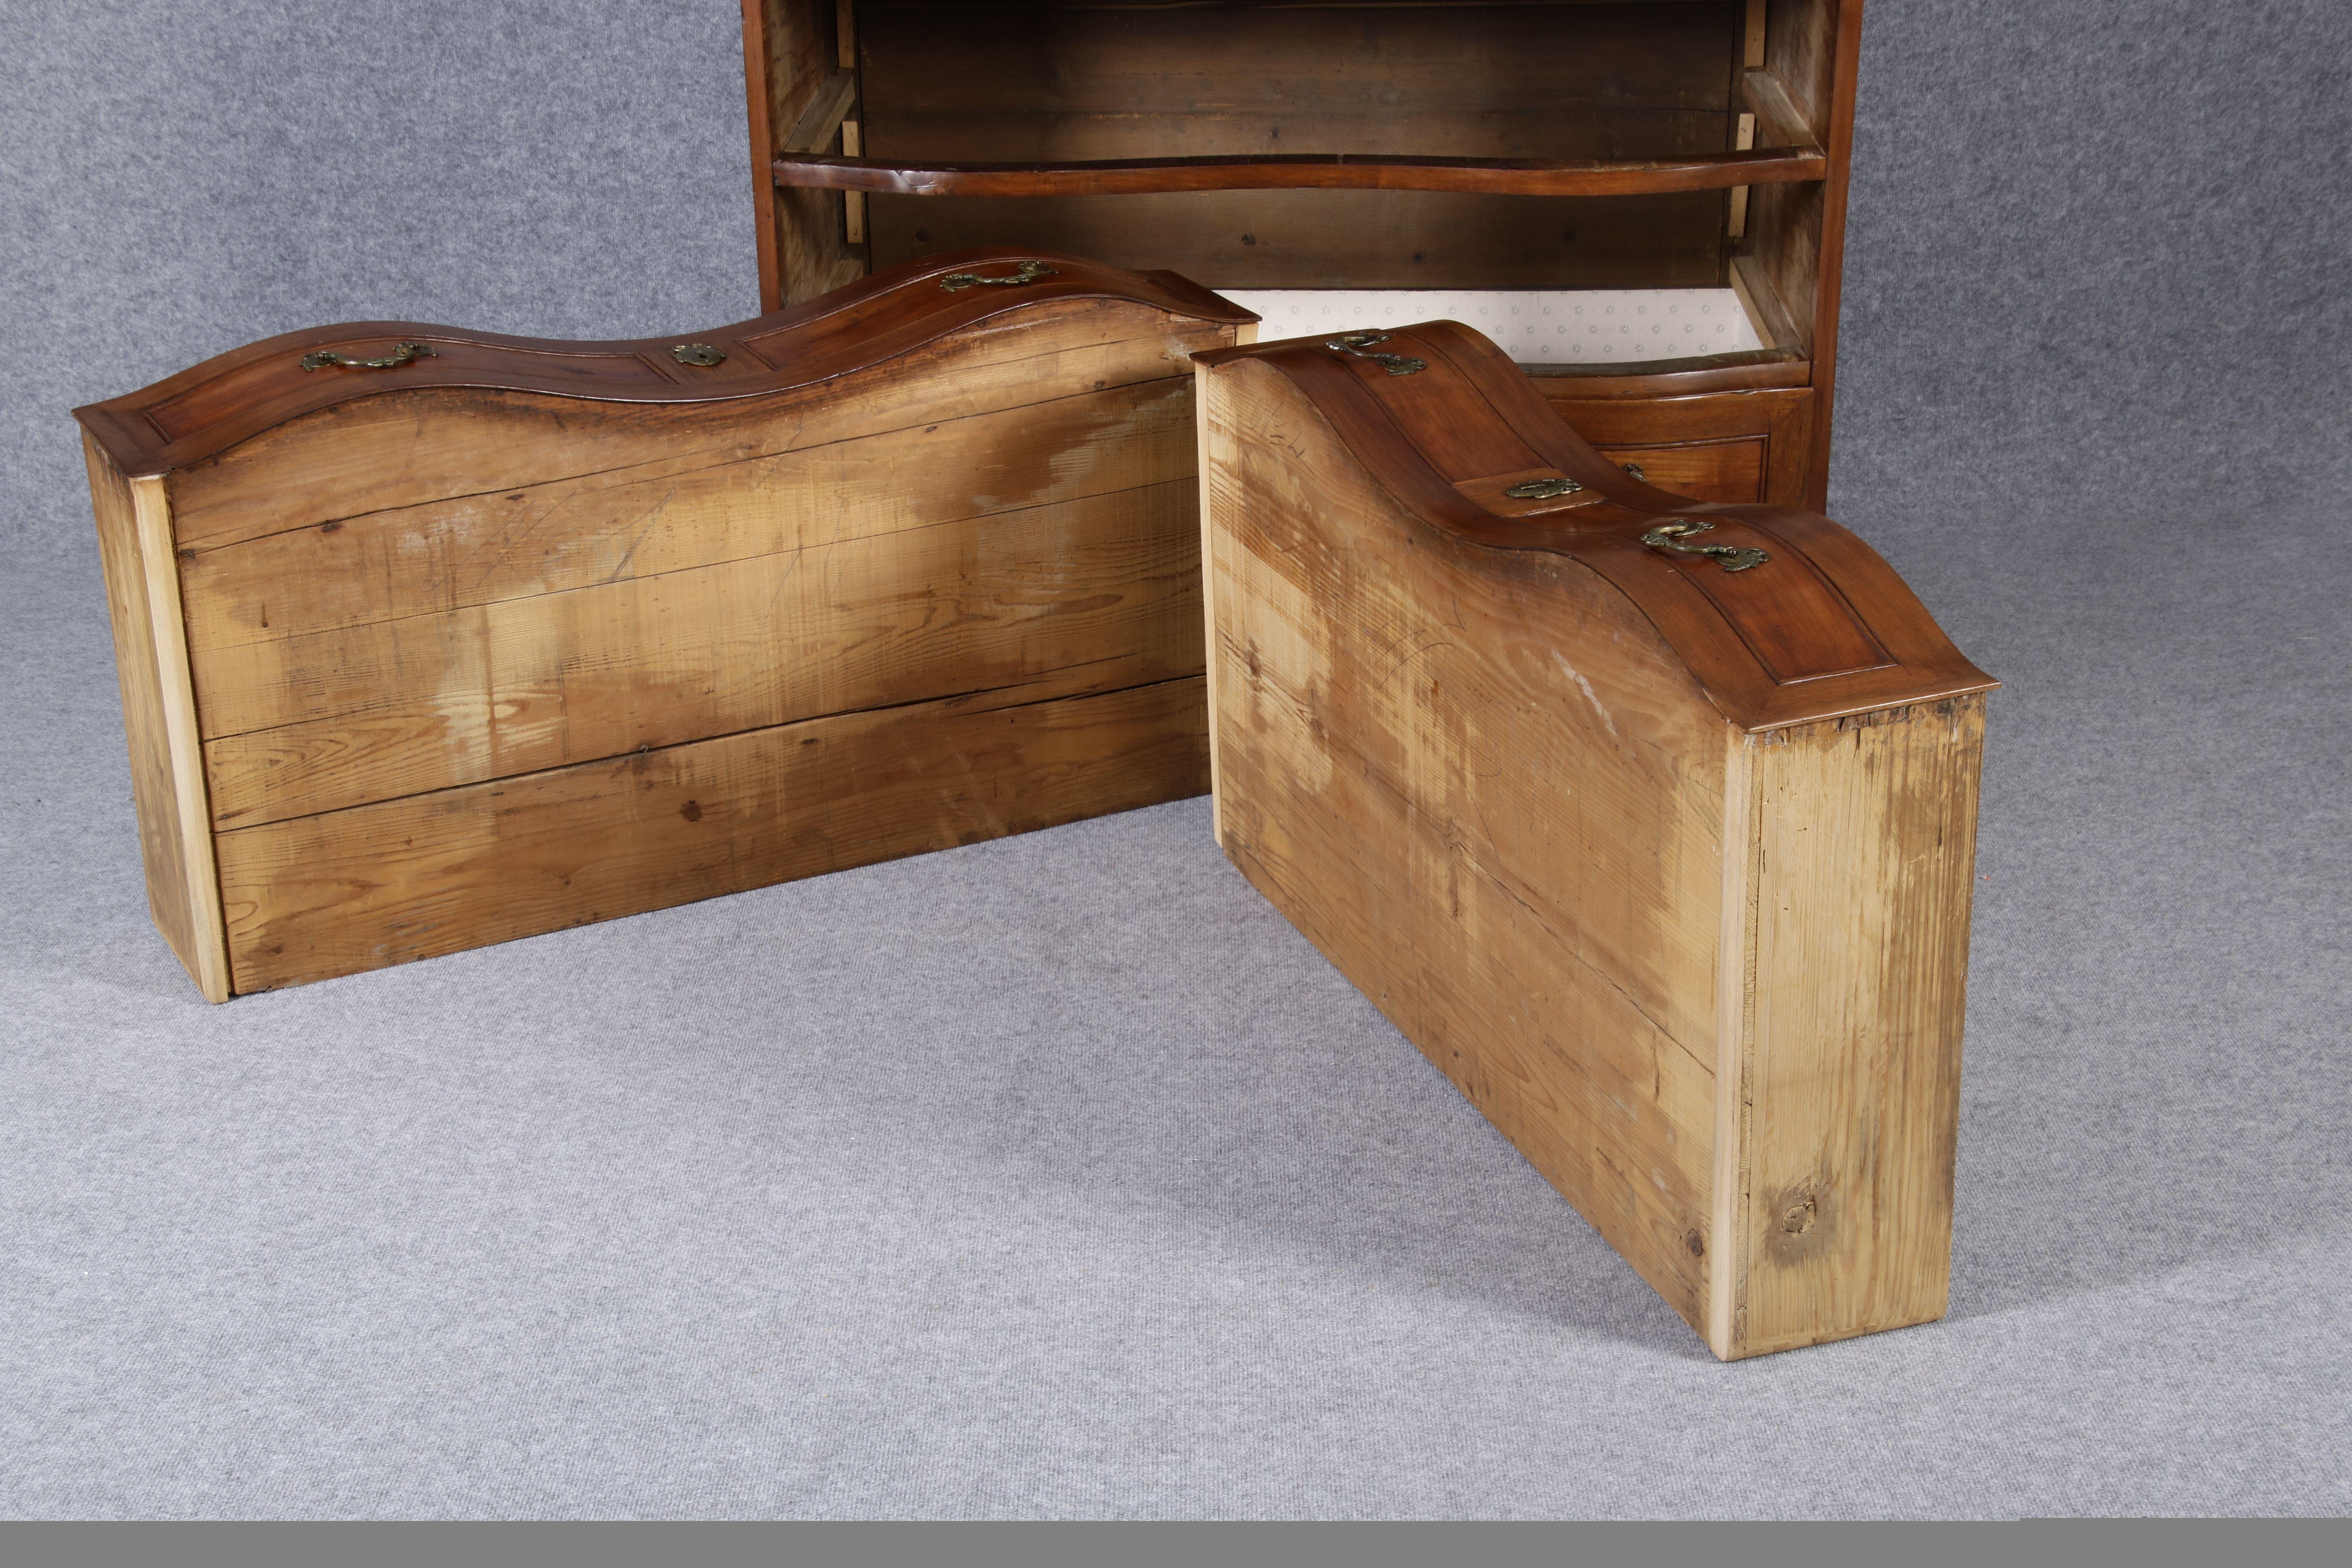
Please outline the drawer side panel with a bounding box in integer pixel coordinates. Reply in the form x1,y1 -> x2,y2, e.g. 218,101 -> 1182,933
1201,359 -> 1726,1329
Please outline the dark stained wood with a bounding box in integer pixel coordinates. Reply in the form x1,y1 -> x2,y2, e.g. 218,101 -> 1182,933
739,0 -> 1867,535
1742,0 -> 1857,509
1195,319 -> 1992,730
1739,65 -> 1820,151
867,191 -> 1734,291
1537,380 -> 1816,505
856,3 -> 1742,135
1800,0 -> 1865,513
845,0 -> 1751,289
771,147 -> 1828,198
1523,346 -> 1809,390
743,0 -> 860,311
1590,436 -> 1767,503
739,3 -> 788,312
74,249 -> 1254,479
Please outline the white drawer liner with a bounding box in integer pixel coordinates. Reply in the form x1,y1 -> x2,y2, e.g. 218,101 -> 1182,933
1219,289 -> 1765,365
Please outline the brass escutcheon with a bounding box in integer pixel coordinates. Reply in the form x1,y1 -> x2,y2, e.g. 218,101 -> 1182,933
671,343 -> 727,367
299,340 -> 437,372
1621,462 -> 1646,481
1505,476 -> 1584,500
938,260 -> 1057,292
1325,331 -> 1425,376
1641,517 -> 1770,573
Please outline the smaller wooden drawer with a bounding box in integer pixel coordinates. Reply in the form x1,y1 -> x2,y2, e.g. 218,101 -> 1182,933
1595,439 -> 1766,504
1537,383 -> 1814,507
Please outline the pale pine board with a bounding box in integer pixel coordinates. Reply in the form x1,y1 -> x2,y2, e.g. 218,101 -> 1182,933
198,477 -> 1203,826
216,671 -> 1208,993
1203,361 -> 1725,1328
1723,697 -> 1984,1357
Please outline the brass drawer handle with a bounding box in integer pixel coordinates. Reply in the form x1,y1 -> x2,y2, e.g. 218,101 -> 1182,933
1325,331 -> 1425,376
1506,476 -> 1584,500
1642,518 -> 1769,573
299,340 -> 437,373
939,260 -> 1057,291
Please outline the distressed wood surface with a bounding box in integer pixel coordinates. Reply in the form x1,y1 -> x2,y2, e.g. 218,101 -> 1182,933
775,148 -> 1828,199
1722,697 -> 1984,1356
176,365 -> 1201,648
84,434 -> 229,1000
78,254 -> 1247,998
75,249 -> 1248,481
1199,320 -> 1991,1357
165,302 -> 1227,555
1203,354 -> 1729,1327
198,477 -> 1202,826
219,673 -> 1208,994
1194,322 -> 1991,731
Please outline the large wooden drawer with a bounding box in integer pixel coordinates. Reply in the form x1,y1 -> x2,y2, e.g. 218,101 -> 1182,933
78,251 -> 1254,1000
1195,320 -> 1996,1359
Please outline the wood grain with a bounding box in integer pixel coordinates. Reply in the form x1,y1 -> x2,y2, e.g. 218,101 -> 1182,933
1538,383 -> 1815,505
740,1 -> 789,313
156,296 -> 1234,552
743,0 -> 1870,519
774,148 -> 1828,198
1740,67 -> 1820,151
784,70 -> 859,155
1202,353 -> 1728,1327
1719,697 -> 1984,1357
84,434 -> 230,1000
1591,437 -> 1764,503
1742,0 -> 1859,508
1198,319 -> 1993,1355
127,467 -> 233,1002
198,477 -> 1202,826
218,673 -> 1209,994
80,251 -> 1244,997
76,249 -> 1251,482
869,191 -> 1735,292
745,0 -> 861,309
851,0 -> 1751,291
176,370 -> 1201,650
1194,323 -> 1990,730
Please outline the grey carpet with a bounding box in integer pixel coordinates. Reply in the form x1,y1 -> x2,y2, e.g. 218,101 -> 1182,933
2,0 -> 2347,1520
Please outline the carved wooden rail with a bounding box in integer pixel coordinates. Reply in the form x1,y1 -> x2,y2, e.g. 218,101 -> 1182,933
771,147 -> 1831,200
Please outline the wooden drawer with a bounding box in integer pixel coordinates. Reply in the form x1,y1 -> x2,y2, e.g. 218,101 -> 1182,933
1537,381 -> 1817,507
1196,320 -> 1996,1359
78,251 -> 1252,1000
1595,437 -> 1766,504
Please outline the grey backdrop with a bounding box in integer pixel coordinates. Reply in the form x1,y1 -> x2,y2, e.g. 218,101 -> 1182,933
3,0 -> 2347,1520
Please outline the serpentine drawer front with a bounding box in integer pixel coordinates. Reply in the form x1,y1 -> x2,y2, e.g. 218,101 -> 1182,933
1193,320 -> 1998,1359
77,250 -> 1255,1001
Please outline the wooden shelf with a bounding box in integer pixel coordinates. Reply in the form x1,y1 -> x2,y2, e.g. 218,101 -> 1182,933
771,148 -> 1830,200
